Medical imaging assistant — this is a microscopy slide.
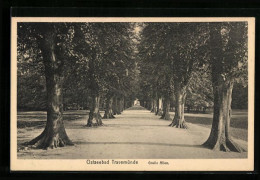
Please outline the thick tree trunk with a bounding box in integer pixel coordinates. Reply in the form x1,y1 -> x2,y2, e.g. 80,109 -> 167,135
87,94 -> 103,126
203,23 -> 245,152
26,28 -> 73,149
169,85 -> 188,128
203,81 -> 244,152
27,74 -> 73,149
161,98 -> 171,120
103,95 -> 115,119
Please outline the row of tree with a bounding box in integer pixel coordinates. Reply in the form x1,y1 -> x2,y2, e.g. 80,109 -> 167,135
18,22 -> 248,152
18,23 -> 139,149
137,22 -> 247,152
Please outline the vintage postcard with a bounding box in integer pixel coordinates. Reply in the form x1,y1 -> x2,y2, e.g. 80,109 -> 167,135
11,17 -> 255,171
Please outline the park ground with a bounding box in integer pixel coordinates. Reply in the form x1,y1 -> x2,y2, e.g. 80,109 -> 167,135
17,105 -> 248,159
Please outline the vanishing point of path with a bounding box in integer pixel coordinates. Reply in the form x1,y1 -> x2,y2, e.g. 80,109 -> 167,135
18,105 -> 247,159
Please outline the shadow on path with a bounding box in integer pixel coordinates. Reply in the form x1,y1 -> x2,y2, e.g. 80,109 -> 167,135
74,141 -> 203,149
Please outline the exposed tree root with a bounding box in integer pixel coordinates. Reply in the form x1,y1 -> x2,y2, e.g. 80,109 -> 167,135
87,112 -> 104,127
226,138 -> 245,152
24,130 -> 73,150
203,137 -> 245,152
169,119 -> 188,129
103,97 -> 115,119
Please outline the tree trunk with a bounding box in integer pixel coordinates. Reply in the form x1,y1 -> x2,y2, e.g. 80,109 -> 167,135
122,97 -> 125,110
27,27 -> 73,149
124,97 -> 127,109
119,98 -> 124,113
87,94 -> 103,126
112,97 -> 117,115
151,99 -> 156,113
169,84 -> 188,128
150,99 -> 154,112
160,98 -> 171,120
103,95 -> 115,119
116,97 -> 122,114
203,81 -> 244,152
140,100 -> 144,107
155,97 -> 163,116
203,23 -> 245,152
112,97 -> 121,115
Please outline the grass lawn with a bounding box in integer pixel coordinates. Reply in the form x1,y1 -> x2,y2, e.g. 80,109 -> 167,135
179,109 -> 248,141
17,110 -> 88,128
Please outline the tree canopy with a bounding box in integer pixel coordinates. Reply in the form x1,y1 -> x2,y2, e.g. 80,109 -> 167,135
17,21 -> 248,152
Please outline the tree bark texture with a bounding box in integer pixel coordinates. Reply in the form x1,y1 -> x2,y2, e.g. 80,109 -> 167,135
160,98 -> 171,120
119,98 -> 124,113
151,99 -> 157,113
87,94 -> 103,126
27,26 -> 73,149
112,97 -> 121,115
203,23 -> 245,152
203,81 -> 244,152
155,98 -> 163,116
103,95 -> 115,119
169,83 -> 188,128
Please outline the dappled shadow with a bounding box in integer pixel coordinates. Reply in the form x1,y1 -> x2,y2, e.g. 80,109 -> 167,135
107,124 -> 168,127
65,123 -> 169,129
73,141 -> 203,149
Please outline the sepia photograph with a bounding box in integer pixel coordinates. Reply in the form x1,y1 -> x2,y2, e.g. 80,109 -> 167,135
10,17 -> 255,171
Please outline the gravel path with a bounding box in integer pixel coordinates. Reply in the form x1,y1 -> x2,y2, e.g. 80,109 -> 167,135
17,105 -> 247,159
